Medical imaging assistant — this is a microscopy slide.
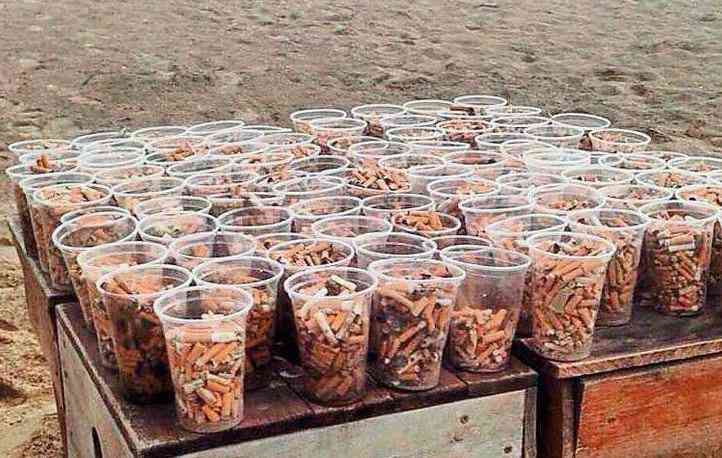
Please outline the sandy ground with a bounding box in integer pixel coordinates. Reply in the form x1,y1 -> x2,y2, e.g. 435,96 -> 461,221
0,0 -> 721,455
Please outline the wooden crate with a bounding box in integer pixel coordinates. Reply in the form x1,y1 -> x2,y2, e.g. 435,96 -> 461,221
514,306 -> 722,458
9,219 -> 74,456
57,303 -> 539,458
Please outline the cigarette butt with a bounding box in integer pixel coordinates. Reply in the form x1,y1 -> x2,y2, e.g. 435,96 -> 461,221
482,330 -> 506,345
206,380 -> 231,393
195,343 -> 226,367
202,404 -> 221,422
221,391 -> 233,418
211,341 -> 240,365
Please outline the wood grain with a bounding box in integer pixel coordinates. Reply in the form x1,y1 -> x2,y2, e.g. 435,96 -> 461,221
538,375 -> 577,458
576,356 -> 722,458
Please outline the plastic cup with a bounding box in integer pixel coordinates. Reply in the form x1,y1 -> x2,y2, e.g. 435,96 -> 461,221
138,212 -> 218,246
166,157 -> 234,179
361,193 -> 434,221
527,232 -> 616,361
427,178 -> 499,220
475,132 -> 533,150
490,116 -> 551,133
84,139 -> 147,153
496,172 -> 568,195
487,105 -> 543,117
639,201 -> 718,316
524,124 -> 585,148
431,235 -> 490,253
71,131 -> 128,151
186,120 -> 245,137
240,125 -> 292,135
133,196 -> 211,219
94,164 -> 165,187
61,205 -> 130,224
112,177 -> 184,211
311,216 -> 393,251
205,129 -> 266,149
377,153 -> 446,173
561,166 -> 634,189
259,132 -> 315,147
77,149 -> 145,172
523,148 -> 591,175
207,190 -> 283,217
634,150 -> 688,165
18,149 -> 80,165
217,206 -> 291,236
471,164 -> 528,181
403,99 -> 453,116
169,231 -> 256,270
131,125 -> 188,140
668,156 -> 722,176
254,232 -> 307,254
460,195 -> 533,236
440,246 -> 531,372
77,241 -> 168,368
452,95 -> 507,115
407,164 -> 473,195
598,154 -> 666,175
551,113 -> 611,132
235,150 -> 294,176
32,184 -> 112,276
588,128 -> 651,153
355,232 -> 437,269
351,104 -> 406,137
290,196 -> 362,234
145,136 -> 208,165
206,141 -> 269,160
192,257 -> 283,390
154,285 -> 252,432
52,212 -> 138,328
368,258 -> 465,390
183,171 -> 258,198
326,135 -> 377,156
530,184 -> 605,216
271,176 -> 346,206
385,126 -> 445,143
444,150 -> 513,173
599,184 -> 673,210
283,267 -> 377,405
290,109 -> 347,134
289,155 -> 350,177
9,139 -> 71,161
390,210 -> 461,239
568,209 -> 649,326
308,118 -> 367,153
348,140 -> 411,166
379,114 -> 438,132
408,140 -> 470,158
635,170 -> 708,191
486,213 -> 567,336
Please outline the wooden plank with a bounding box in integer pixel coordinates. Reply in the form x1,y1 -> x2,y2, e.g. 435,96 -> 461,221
179,391 -> 527,458
514,306 -> 722,379
537,375 -> 577,458
522,386 -> 537,458
454,357 -> 538,397
575,355 -> 722,458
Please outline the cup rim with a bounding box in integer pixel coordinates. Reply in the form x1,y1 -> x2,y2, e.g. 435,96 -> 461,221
440,245 -> 532,273
153,284 -> 254,325
192,256 -> 285,289
283,266 -> 379,302
96,263 -> 193,300
527,231 -> 617,261
368,257 -> 466,284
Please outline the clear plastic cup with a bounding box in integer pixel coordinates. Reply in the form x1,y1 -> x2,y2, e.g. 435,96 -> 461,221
490,116 -> 551,133
452,95 -> 507,115
351,104 -> 406,137
235,150 -> 294,176
71,131 -> 128,151
206,141 -> 269,160
668,156 -> 722,176
634,150 -> 688,165
406,164 -> 473,195
308,118 -> 367,153
348,140 -> 411,167
444,150 -> 514,173
361,193 -> 435,221
169,231 -> 256,270
561,166 -> 634,189
639,201 -> 718,316
290,109 -> 347,134
271,176 -> 346,206
437,111 -> 494,122
61,205 -> 130,224
183,171 -> 258,198
524,124 -> 585,148
84,139 -> 147,153
94,164 -> 165,187
9,139 -> 71,160
436,119 -> 491,145
327,135 -> 377,156
97,264 -> 192,402
369,258 -> 465,390
599,184 -> 673,210
131,125 -> 188,140
204,129 -> 266,149
289,155 -> 351,177
377,153 -> 446,173
266,143 -> 321,160
166,157 -> 234,179
379,114 -> 438,132
217,206 -> 293,236
487,105 -> 543,117
32,184 -> 112,276
243,125 -> 292,135
154,284 -> 252,432
530,183 -> 605,216
112,177 -> 184,211
527,231 -> 616,361
523,148 -> 591,175
133,196 -> 212,219
676,185 -> 722,297
284,267 -> 378,405
254,232 -> 307,254
77,149 -> 145,172
311,216 -> 393,250
385,126 -> 445,143
635,170 -> 708,191
472,164 -> 527,181
496,172 -> 568,195
403,99 -> 452,116
138,212 -> 218,246
290,196 -> 363,234
391,210 -> 461,238
77,241 -> 168,368
431,235 -> 490,253
460,195 -> 533,236
550,113 -> 611,132
486,213 -> 567,336
408,140 -> 470,157
427,178 -> 499,220
355,232 -> 437,269
588,128 -> 651,153
598,154 -> 666,175
186,120 -> 245,137
207,190 -> 283,217
260,132 -> 315,147
475,132 -> 533,150
52,212 -> 138,327
440,246 -> 531,372
18,149 -> 80,165
192,257 -> 284,391
568,209 -> 649,326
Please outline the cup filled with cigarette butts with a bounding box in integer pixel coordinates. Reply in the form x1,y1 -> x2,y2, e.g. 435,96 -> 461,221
526,232 -> 616,361
369,259 -> 465,390
440,246 -> 531,373
154,285 -> 253,433
284,267 -> 378,405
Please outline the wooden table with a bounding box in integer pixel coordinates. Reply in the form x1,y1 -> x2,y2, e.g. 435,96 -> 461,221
9,219 -> 74,456
57,303 -> 538,457
514,306 -> 722,458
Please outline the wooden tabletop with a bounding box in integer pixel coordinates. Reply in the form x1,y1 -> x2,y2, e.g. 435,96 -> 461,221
57,304 -> 537,456
514,306 -> 722,379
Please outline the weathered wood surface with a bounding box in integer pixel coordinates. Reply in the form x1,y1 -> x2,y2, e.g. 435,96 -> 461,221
57,303 -> 538,457
514,306 -> 722,379
537,376 -> 577,458
575,356 -> 722,458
